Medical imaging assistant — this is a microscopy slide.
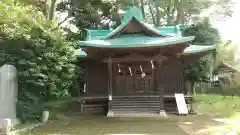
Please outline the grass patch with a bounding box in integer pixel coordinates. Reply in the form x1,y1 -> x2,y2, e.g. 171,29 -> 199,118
194,94 -> 240,116
11,120 -> 39,131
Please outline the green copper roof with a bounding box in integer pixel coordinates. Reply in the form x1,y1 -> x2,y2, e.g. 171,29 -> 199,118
76,6 -> 215,58
76,45 -> 216,58
85,25 -> 182,41
79,35 -> 195,48
102,6 -> 165,39
101,17 -> 162,39
183,45 -> 216,54
85,29 -> 111,40
156,25 -> 182,37
84,6 -> 182,41
122,6 -> 143,22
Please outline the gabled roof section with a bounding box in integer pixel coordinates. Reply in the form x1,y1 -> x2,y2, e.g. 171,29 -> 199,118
221,61 -> 240,72
85,29 -> 111,40
75,48 -> 87,58
79,36 -> 195,48
85,25 -> 182,41
183,45 -> 216,54
156,25 -> 182,37
102,6 -> 165,39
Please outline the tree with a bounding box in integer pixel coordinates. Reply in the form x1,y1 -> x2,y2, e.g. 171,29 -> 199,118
182,20 -> 220,95
184,55 -> 213,95
0,1 -> 79,122
57,0 -> 117,29
143,0 -> 233,26
182,18 -> 221,45
140,0 -> 145,19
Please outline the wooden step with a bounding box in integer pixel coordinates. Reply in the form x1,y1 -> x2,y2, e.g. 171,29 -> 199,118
113,105 -> 160,107
112,104 -> 160,107
112,101 -> 160,104
111,96 -> 177,113
113,111 -> 160,117
113,108 -> 160,112
113,98 -> 159,100
113,100 -> 159,102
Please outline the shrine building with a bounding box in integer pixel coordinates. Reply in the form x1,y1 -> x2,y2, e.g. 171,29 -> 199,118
76,6 -> 215,117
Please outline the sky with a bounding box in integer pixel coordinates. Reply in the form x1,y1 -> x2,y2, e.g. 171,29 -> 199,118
214,0 -> 240,42
207,0 -> 240,59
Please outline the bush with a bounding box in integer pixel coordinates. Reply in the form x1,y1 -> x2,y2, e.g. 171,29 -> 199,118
16,95 -> 45,123
0,3 -> 79,122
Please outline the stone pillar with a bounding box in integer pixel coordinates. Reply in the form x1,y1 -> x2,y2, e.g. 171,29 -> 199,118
0,65 -> 18,124
107,57 -> 114,117
0,119 -> 11,135
157,60 -> 167,117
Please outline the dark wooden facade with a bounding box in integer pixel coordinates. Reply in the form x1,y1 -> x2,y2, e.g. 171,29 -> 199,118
84,56 -> 185,96
79,48 -> 197,116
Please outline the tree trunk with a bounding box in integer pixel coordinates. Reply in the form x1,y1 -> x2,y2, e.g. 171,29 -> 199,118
148,0 -> 156,25
190,81 -> 196,95
133,0 -> 138,6
167,0 -> 173,25
140,0 -> 145,19
46,0 -> 56,20
189,81 -> 196,114
154,0 -> 160,26
175,0 -> 184,24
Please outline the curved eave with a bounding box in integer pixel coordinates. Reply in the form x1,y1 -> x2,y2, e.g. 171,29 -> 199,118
75,48 -> 87,58
78,36 -> 195,49
183,45 -> 216,55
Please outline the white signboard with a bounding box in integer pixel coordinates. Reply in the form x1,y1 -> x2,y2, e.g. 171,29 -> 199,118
175,93 -> 189,115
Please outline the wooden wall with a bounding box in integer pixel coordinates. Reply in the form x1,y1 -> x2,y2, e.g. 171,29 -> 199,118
159,57 -> 185,94
84,57 -> 185,96
85,60 -> 108,96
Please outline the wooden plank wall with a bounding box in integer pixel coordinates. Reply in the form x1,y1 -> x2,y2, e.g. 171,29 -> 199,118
85,60 -> 108,96
158,57 -> 185,94
85,57 -> 185,96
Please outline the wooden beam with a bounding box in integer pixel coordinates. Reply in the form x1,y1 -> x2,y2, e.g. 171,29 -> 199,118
157,60 -> 164,111
108,57 -> 113,111
102,53 -> 168,63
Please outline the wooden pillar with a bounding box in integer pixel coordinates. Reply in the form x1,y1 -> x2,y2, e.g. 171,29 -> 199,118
157,60 -> 167,117
107,57 -> 114,117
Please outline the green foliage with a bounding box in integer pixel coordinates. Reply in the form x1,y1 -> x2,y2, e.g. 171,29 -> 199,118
182,19 -> 221,45
16,95 -> 45,123
57,0 -> 118,29
184,55 -> 213,82
182,20 -> 220,86
0,2 -> 79,122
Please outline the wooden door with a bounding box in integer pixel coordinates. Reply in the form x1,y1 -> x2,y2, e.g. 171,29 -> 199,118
133,64 -> 154,94
115,62 -> 154,95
